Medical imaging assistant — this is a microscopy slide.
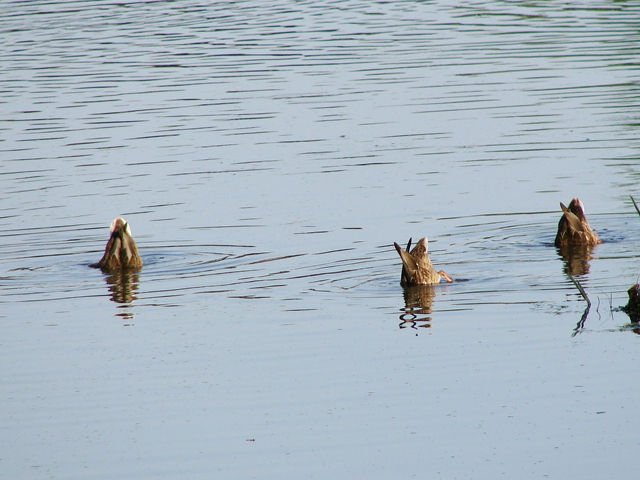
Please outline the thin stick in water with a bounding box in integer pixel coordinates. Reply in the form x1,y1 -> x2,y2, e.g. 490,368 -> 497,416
569,274 -> 591,307
631,195 -> 640,217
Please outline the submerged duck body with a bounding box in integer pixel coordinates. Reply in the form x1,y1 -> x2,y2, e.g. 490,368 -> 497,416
394,237 -> 453,286
92,217 -> 143,272
554,198 -> 600,247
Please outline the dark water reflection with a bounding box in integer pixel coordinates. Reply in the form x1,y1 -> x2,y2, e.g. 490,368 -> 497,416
556,243 -> 597,276
104,271 -> 140,306
399,284 -> 437,328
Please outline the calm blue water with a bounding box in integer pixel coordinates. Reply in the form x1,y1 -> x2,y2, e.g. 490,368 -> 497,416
2,1 -> 640,479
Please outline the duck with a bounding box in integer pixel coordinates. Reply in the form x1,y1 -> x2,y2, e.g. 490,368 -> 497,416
554,198 -> 600,247
394,237 -> 453,286
91,217 -> 143,272
622,284 -> 640,323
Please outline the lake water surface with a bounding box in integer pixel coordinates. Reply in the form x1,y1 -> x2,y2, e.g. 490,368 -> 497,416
2,1 -> 640,479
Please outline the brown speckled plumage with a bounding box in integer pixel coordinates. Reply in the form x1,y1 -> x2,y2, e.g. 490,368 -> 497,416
554,198 -> 600,247
91,217 -> 143,272
394,237 -> 452,286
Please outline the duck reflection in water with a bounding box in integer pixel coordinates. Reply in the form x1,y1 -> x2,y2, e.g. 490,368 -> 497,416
554,198 -> 600,276
556,243 -> 597,276
105,271 -> 140,311
394,237 -> 453,329
399,285 -> 437,328
91,217 -> 143,317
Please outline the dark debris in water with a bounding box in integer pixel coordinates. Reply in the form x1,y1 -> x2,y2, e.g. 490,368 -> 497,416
621,284 -> 640,323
